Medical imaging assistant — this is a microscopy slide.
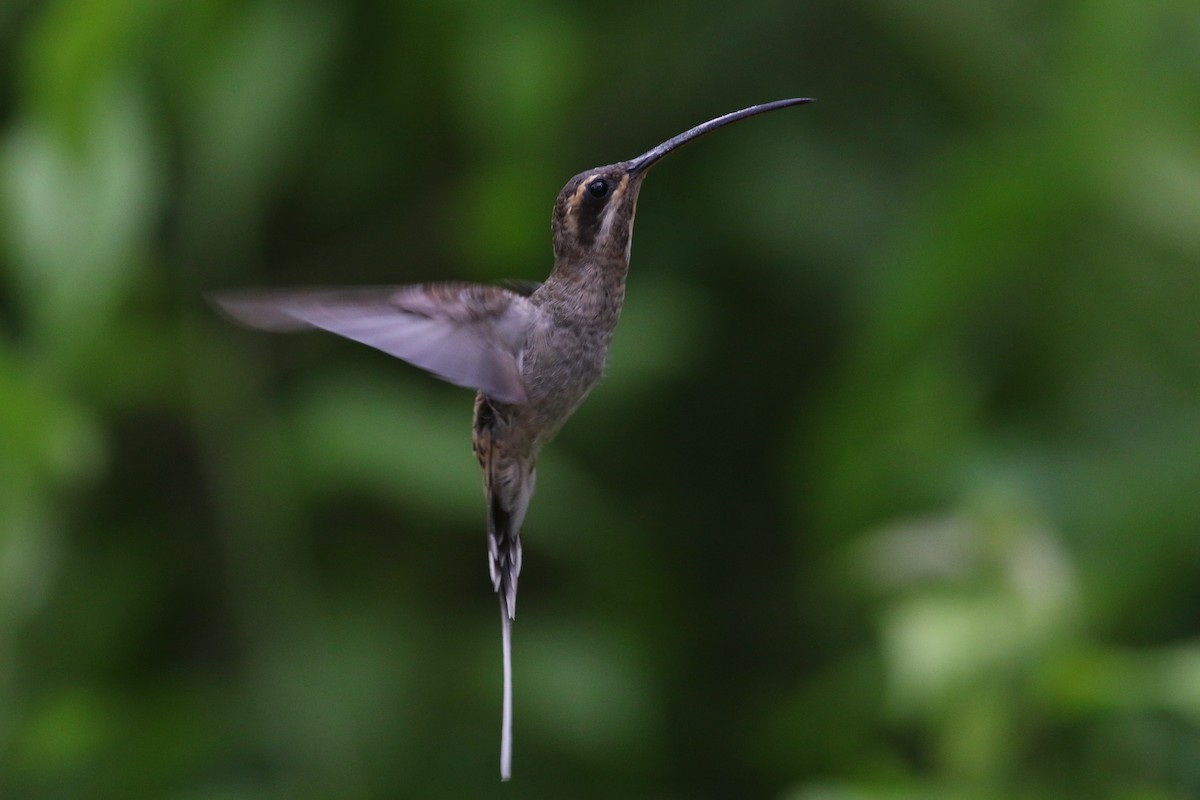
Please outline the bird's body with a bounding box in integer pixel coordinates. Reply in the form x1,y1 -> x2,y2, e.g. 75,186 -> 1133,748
476,258 -> 630,617
211,98 -> 812,780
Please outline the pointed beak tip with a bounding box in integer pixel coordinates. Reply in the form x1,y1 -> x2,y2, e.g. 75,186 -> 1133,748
628,96 -> 816,175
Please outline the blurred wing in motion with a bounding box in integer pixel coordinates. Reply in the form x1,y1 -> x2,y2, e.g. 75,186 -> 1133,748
210,283 -> 537,404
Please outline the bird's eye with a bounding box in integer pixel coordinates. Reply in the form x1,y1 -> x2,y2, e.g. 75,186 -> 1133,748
587,178 -> 610,198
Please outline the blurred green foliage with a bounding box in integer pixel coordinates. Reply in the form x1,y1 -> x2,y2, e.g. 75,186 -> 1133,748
2,0 -> 1199,797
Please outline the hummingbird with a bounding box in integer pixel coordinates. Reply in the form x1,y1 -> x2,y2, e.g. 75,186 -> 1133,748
212,97 -> 813,780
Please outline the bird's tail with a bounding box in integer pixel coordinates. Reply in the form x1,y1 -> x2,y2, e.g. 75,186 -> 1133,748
484,482 -> 532,782
486,492 -> 523,618
499,594 -> 513,781
474,396 -> 535,781
487,485 -> 526,782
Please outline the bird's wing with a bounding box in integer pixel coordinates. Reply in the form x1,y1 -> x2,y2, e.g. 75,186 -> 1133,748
210,283 -> 536,404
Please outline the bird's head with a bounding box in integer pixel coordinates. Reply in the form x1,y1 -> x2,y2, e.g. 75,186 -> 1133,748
550,98 -> 814,266
551,165 -> 645,265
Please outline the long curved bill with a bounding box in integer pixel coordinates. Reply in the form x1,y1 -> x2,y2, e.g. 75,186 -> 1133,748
627,97 -> 814,175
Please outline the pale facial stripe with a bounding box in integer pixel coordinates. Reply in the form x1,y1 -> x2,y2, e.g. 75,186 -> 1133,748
564,173 -> 631,247
597,174 -> 630,244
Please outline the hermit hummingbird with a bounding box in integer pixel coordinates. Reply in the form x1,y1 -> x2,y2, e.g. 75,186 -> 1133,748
212,97 -> 813,780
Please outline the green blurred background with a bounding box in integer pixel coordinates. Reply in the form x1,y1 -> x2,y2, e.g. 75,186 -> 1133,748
2,0 -> 1199,797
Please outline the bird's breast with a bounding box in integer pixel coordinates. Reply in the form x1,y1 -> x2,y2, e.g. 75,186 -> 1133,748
506,317 -> 613,446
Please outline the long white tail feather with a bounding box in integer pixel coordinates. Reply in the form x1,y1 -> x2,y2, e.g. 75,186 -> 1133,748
500,595 -> 514,781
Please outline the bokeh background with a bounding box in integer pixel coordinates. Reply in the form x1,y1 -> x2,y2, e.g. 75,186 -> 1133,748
2,0 -> 1200,797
